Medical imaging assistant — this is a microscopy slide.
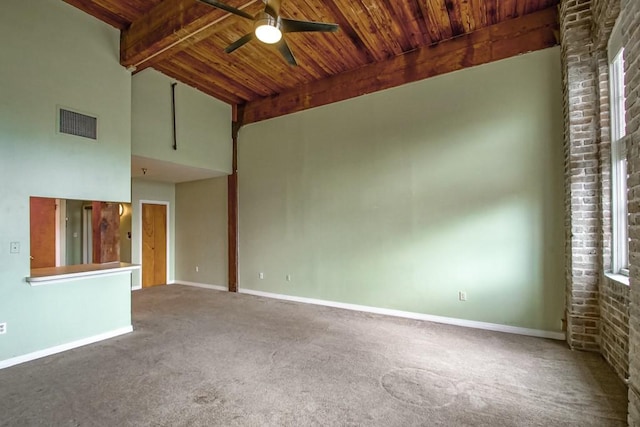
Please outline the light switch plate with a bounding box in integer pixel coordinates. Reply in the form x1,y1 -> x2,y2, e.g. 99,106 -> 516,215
10,242 -> 20,254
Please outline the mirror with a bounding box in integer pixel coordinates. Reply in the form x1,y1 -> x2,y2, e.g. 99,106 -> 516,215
30,197 -> 132,269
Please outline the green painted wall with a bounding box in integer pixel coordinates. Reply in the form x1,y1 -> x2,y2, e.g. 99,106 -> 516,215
239,47 -> 565,332
0,0 -> 132,362
64,199 -> 84,266
132,69 -> 232,174
176,177 -> 228,286
131,179 -> 176,288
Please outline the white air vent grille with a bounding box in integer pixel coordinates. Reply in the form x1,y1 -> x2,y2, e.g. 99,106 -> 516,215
59,108 -> 97,140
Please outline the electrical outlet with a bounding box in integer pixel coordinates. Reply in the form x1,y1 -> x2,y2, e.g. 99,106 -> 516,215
259,272 -> 264,279
0,323 -> 6,335
286,274 -> 291,281
10,242 -> 19,254
458,291 -> 467,301
195,266 -> 199,272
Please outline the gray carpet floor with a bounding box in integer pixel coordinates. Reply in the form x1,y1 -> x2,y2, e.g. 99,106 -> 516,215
0,285 -> 628,426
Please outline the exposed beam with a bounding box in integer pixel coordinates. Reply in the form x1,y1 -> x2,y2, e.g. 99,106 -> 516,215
62,0 -> 130,29
121,0 -> 261,71
227,105 -> 242,293
241,6 -> 559,125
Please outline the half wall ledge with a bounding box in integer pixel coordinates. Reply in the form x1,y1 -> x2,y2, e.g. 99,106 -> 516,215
27,262 -> 140,286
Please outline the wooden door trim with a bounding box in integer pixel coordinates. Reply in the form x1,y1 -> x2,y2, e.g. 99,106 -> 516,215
55,199 -> 62,266
138,200 -> 170,287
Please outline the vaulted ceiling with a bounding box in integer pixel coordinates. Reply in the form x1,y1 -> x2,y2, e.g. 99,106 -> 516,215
63,0 -> 559,124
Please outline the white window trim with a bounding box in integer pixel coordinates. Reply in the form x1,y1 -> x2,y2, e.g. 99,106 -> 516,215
611,133 -> 629,276
608,19 -> 628,277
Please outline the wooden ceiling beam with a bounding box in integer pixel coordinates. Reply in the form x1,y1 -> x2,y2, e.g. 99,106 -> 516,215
241,6 -> 558,125
63,0 -> 130,30
120,0 -> 261,71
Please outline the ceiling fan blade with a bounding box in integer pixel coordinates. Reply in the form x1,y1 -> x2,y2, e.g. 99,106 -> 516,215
225,33 -> 255,53
281,18 -> 339,33
276,38 -> 297,66
197,0 -> 255,20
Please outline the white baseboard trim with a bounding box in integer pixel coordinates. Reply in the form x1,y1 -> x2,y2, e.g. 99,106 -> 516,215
174,281 -> 228,292
132,280 -> 176,291
238,289 -> 566,341
0,325 -> 133,370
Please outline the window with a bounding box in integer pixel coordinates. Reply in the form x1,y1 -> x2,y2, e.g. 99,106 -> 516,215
608,20 -> 628,276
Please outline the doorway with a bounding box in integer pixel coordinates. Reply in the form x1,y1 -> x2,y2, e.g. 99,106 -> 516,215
141,203 -> 168,287
29,197 -> 57,269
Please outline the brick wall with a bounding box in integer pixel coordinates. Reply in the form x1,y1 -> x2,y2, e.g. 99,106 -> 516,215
560,0 -> 601,351
591,0 -> 630,384
594,48 -> 612,276
561,0 -> 638,422
601,277 -> 630,380
620,0 -> 640,422
590,0 -> 620,49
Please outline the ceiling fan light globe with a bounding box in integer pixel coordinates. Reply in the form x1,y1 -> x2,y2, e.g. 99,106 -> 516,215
255,24 -> 282,44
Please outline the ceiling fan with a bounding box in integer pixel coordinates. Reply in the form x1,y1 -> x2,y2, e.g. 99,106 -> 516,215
198,0 -> 339,66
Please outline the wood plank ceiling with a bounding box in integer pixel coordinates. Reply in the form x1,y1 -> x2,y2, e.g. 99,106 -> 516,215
63,0 -> 559,123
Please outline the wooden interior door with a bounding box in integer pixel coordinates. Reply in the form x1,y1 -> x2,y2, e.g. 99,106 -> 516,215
142,203 -> 167,288
30,197 -> 56,269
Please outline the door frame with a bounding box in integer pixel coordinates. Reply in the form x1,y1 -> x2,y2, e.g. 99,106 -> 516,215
138,200 -> 170,289
55,198 -> 63,266
82,204 -> 93,264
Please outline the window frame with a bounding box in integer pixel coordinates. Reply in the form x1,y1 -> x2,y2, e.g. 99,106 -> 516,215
608,19 -> 629,277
